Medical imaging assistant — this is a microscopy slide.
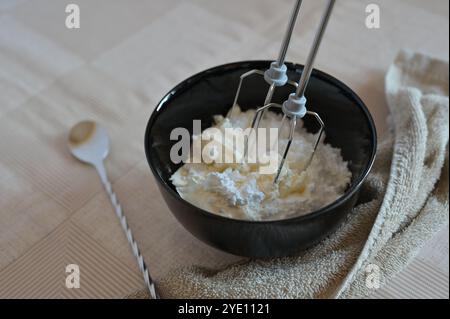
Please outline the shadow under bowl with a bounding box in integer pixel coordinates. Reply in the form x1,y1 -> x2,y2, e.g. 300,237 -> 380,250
145,61 -> 377,258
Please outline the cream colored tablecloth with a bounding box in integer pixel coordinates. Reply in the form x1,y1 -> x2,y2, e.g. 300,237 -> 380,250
0,0 -> 448,298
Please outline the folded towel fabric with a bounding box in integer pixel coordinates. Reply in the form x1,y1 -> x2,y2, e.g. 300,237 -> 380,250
130,50 -> 449,299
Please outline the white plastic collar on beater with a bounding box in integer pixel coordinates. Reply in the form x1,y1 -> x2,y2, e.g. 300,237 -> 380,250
282,93 -> 307,118
264,61 -> 288,87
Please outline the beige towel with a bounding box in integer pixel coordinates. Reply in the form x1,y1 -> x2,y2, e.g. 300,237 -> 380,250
130,50 -> 449,299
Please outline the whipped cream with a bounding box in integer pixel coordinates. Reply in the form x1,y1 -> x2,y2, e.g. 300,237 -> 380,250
170,107 -> 351,221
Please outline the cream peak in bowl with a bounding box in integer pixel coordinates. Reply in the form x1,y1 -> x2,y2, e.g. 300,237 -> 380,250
170,106 -> 351,221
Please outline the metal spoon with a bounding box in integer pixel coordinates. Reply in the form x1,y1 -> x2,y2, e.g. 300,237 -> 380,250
68,120 -> 159,299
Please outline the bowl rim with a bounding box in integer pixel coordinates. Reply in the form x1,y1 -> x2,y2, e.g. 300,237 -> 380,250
145,60 -> 377,225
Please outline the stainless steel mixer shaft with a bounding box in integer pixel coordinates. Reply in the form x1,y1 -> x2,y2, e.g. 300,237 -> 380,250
256,0 -> 303,118
229,0 -> 303,120
295,0 -> 335,99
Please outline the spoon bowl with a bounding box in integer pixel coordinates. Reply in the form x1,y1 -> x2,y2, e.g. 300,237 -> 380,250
68,120 -> 110,165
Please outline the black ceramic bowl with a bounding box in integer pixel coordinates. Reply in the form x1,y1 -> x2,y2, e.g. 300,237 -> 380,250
145,61 -> 376,258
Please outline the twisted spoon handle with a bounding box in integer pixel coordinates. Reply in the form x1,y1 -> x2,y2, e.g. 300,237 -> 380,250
95,162 -> 159,299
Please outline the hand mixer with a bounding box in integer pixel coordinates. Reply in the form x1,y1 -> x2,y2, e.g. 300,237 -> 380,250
232,0 -> 336,184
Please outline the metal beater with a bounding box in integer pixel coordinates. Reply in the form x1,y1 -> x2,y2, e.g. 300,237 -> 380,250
245,0 -> 336,184
229,0 -> 303,120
